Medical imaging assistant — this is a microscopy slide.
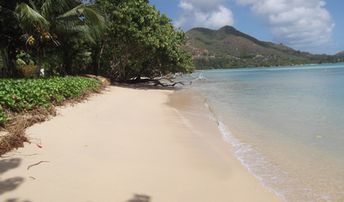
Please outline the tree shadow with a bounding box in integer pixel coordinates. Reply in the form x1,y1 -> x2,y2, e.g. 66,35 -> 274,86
0,177 -> 25,195
0,158 -> 21,174
0,158 -> 25,195
126,194 -> 151,202
4,199 -> 31,202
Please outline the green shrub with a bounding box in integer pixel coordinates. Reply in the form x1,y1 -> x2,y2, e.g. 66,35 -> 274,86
0,77 -> 101,124
0,106 -> 6,126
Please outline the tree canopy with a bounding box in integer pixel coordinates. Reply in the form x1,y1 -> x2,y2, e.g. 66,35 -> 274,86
0,0 -> 194,81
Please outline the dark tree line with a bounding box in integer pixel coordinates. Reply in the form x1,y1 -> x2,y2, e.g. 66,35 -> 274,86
0,0 -> 194,80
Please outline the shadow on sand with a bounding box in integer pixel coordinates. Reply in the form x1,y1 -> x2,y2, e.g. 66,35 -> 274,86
127,194 -> 151,202
0,158 -> 25,195
4,199 -> 31,202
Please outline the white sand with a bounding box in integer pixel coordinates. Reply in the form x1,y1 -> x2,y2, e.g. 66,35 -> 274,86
0,86 -> 281,202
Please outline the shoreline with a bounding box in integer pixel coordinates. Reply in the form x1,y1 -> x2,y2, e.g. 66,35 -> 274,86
0,86 -> 281,201
168,89 -> 286,200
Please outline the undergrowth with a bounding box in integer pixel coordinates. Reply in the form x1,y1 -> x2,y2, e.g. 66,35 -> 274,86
0,76 -> 101,126
0,76 -> 104,156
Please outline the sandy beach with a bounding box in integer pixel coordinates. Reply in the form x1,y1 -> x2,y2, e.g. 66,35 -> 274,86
0,86 -> 281,202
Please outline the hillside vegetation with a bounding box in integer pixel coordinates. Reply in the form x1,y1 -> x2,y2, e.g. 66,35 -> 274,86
336,51 -> 344,57
185,26 -> 344,69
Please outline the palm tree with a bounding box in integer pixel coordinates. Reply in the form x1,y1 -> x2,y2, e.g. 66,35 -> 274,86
15,0 -> 105,76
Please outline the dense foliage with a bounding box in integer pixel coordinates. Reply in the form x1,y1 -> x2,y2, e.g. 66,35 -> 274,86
93,0 -> 193,81
0,0 -> 193,79
0,77 -> 101,125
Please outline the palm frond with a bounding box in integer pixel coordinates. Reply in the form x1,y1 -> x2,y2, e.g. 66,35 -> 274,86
57,4 -> 106,43
16,3 -> 49,31
41,0 -> 75,20
59,4 -> 105,28
28,0 -> 38,11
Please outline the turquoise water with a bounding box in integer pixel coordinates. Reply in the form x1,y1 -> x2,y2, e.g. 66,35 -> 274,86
189,63 -> 344,201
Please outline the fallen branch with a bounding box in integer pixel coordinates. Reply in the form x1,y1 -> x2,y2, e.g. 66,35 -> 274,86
126,77 -> 184,87
27,161 -> 50,170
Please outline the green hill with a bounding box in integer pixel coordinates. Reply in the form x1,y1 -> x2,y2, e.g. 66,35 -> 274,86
185,26 -> 340,69
336,51 -> 344,57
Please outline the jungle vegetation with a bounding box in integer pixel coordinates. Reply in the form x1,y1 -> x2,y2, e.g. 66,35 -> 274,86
0,0 -> 194,80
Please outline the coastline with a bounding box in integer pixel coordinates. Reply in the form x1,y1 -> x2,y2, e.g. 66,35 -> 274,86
168,89 -> 285,200
189,65 -> 344,202
0,86 -> 280,202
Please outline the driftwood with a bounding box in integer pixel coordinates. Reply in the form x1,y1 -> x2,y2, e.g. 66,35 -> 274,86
27,161 -> 50,170
126,76 -> 184,87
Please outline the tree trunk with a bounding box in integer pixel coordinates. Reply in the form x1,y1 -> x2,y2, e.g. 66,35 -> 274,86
35,51 -> 41,77
91,47 -> 99,75
62,49 -> 72,76
5,44 -> 17,78
91,41 -> 104,76
35,47 -> 45,77
35,57 -> 42,78
96,42 -> 104,76
0,49 -> 7,78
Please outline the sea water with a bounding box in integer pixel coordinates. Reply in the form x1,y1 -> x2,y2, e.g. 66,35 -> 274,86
187,63 -> 344,201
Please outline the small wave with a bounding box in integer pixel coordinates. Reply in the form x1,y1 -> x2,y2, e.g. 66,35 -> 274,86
189,73 -> 208,84
202,99 -> 339,201
197,73 -> 207,80
203,99 -> 289,201
173,89 -> 333,201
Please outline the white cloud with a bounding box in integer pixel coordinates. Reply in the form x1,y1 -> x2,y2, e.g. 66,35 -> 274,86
179,1 -> 194,11
180,0 -> 226,11
235,0 -> 335,51
175,0 -> 234,30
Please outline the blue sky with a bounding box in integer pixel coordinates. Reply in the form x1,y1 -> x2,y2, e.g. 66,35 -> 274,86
149,0 -> 344,54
